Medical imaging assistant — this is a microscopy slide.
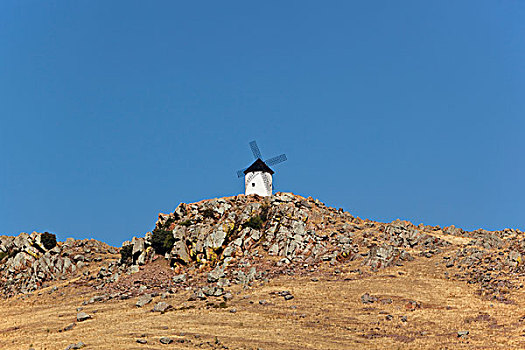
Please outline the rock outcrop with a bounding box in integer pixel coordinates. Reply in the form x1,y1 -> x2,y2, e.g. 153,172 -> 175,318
2,192 -> 524,304
0,232 -> 117,297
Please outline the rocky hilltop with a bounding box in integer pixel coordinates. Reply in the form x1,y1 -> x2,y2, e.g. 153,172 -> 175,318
1,193 -> 525,349
119,192 -> 524,304
0,232 -> 117,297
1,192 -> 524,302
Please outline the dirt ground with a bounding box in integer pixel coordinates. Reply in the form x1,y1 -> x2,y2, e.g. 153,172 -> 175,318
1,255 -> 525,350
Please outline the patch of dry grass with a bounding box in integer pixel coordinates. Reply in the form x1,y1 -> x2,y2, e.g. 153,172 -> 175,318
1,254 -> 525,350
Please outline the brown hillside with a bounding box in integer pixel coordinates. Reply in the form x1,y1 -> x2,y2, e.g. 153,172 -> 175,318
1,193 -> 524,349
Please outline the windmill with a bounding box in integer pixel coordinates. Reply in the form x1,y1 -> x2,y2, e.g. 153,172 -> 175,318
236,141 -> 287,196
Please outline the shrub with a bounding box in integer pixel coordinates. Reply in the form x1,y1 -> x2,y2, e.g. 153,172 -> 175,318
0,251 -> 7,262
41,232 -> 57,250
202,208 -> 215,219
151,229 -> 175,255
244,215 -> 263,230
260,205 -> 270,222
120,244 -> 133,264
180,220 -> 192,227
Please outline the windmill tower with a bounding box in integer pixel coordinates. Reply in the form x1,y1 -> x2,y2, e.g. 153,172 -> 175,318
236,141 -> 287,196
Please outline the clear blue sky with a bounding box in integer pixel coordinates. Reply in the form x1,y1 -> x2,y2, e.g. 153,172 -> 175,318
1,1 -> 524,246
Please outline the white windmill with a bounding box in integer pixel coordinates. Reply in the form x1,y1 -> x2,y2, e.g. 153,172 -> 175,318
236,141 -> 287,196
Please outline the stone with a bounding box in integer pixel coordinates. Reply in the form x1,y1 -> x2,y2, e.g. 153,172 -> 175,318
189,288 -> 207,301
136,339 -> 147,344
65,342 -> 85,350
159,337 -> 173,344
128,265 -> 140,274
136,294 -> 153,307
170,241 -> 191,264
73,255 -> 85,262
405,300 -> 421,310
76,312 -> 91,322
172,273 -> 187,283
206,228 -> 227,249
457,330 -> 469,337
217,277 -> 230,287
63,323 -> 75,331
152,302 -> 172,313
202,286 -> 224,297
361,293 -> 377,304
132,237 -> 145,260
207,267 -> 225,283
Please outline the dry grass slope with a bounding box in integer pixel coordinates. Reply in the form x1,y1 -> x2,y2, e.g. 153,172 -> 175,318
1,255 -> 525,349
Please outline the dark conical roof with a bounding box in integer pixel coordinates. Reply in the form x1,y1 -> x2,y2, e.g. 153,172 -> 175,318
243,158 -> 274,175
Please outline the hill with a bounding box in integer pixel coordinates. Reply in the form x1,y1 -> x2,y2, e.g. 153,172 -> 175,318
1,193 -> 524,349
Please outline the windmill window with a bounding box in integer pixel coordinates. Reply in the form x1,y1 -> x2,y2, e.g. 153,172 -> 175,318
252,183 -> 255,187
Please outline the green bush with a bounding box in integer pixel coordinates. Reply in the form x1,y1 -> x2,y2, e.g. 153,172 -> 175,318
120,244 -> 133,264
151,229 -> 175,255
244,215 -> 263,230
0,251 -> 7,262
260,205 -> 270,222
41,232 -> 57,250
180,220 -> 192,227
202,208 -> 215,219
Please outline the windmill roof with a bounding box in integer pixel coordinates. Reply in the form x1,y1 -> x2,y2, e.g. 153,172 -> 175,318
244,158 -> 274,175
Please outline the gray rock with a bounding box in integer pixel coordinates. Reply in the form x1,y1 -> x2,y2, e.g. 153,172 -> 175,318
65,342 -> 85,350
152,301 -> 172,313
172,273 -> 187,283
217,277 -> 230,287
457,330 -> 469,337
189,288 -> 207,301
128,265 -> 140,274
361,293 -> 377,304
73,255 -> 85,262
207,267 -> 225,283
206,228 -> 227,249
136,294 -> 153,307
202,286 -> 224,297
76,312 -> 91,322
159,337 -> 173,344
63,323 -> 75,331
169,241 -> 190,264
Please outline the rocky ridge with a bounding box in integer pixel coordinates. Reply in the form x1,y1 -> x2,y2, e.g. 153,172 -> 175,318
1,192 -> 524,305
116,192 -> 524,304
0,232 -> 117,297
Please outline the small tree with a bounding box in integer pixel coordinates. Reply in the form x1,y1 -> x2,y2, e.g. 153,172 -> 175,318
260,204 -> 270,222
202,208 -> 215,219
244,215 -> 263,230
120,245 -> 133,264
179,220 -> 192,227
41,232 -> 57,250
151,229 -> 175,255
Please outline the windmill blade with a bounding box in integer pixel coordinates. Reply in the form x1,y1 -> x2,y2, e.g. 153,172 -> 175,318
236,168 -> 247,178
249,140 -> 262,159
262,173 -> 272,194
264,154 -> 287,167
